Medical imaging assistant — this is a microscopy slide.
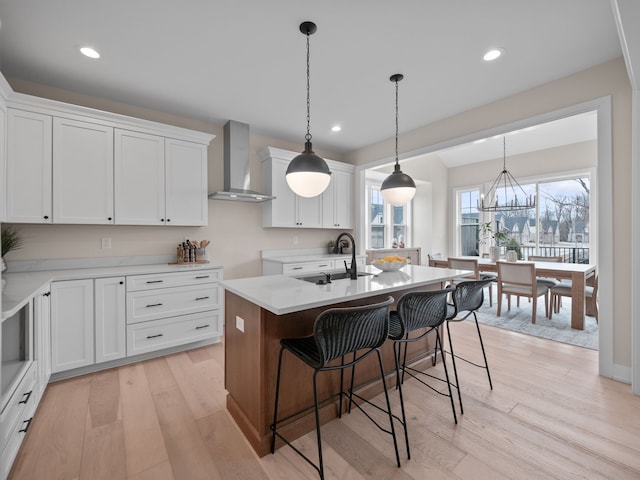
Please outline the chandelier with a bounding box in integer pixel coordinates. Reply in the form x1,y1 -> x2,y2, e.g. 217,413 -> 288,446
478,136 -> 535,212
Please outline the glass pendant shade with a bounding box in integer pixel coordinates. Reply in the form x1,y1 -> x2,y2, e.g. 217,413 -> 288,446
286,142 -> 331,197
381,164 -> 416,205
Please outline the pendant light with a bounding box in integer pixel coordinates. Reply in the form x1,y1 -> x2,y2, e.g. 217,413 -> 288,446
381,73 -> 416,206
285,21 -> 331,198
478,136 -> 536,212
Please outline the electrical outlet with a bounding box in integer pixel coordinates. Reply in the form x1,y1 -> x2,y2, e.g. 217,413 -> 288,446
293,235 -> 299,245
235,315 -> 245,333
101,237 -> 112,249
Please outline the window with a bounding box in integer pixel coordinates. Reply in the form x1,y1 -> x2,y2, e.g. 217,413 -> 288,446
366,183 -> 411,249
456,189 -> 480,256
487,175 -> 590,262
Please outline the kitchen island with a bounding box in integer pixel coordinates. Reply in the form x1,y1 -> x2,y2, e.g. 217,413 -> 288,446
221,264 -> 466,456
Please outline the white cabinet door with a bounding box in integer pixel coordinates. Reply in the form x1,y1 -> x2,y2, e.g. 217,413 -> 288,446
6,109 -> 52,223
53,118 -> 114,224
33,286 -> 51,401
296,195 -> 323,228
262,157 -> 322,228
165,138 -> 208,226
94,277 -> 126,364
0,105 -> 6,222
50,280 -> 94,373
322,166 -> 353,229
114,129 -> 166,225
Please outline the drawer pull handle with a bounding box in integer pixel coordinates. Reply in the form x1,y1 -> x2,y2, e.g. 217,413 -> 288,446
146,280 -> 164,284
195,296 -> 210,301
19,418 -> 32,433
146,334 -> 163,339
146,303 -> 163,308
195,324 -> 210,330
195,275 -> 210,279
318,264 -> 329,267
18,390 -> 32,404
292,267 -> 303,270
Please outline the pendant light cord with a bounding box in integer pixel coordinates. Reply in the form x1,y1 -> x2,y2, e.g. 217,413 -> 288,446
305,31 -> 312,143
395,77 -> 399,164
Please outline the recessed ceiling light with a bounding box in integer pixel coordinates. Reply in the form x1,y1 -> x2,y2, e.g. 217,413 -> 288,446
80,46 -> 100,59
331,125 -> 341,132
483,48 -> 503,62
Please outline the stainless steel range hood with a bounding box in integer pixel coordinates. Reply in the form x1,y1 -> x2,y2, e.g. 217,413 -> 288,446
209,120 -> 275,202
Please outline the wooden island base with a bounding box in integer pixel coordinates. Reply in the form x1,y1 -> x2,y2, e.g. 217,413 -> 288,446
224,286 -> 440,456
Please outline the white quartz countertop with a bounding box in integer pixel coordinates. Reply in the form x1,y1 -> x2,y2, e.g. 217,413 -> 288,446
1,262 -> 222,320
220,264 -> 468,315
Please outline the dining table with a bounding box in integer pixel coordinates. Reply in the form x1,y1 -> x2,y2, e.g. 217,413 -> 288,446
429,256 -> 597,330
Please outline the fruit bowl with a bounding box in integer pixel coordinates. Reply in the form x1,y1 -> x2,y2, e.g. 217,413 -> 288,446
373,256 -> 409,272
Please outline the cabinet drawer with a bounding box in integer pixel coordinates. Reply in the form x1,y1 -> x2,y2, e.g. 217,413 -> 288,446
126,269 -> 222,292
127,311 -> 221,356
282,260 -> 335,275
127,284 -> 221,324
0,364 -> 36,455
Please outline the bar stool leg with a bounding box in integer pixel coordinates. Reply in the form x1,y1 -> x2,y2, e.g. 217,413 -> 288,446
312,371 -> 325,480
474,312 -> 493,389
445,321 -> 464,415
376,349 -> 401,468
270,346 -> 285,454
393,341 -> 411,459
436,330 -> 458,424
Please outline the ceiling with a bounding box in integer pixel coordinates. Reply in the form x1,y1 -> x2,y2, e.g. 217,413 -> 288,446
0,1 -> 622,155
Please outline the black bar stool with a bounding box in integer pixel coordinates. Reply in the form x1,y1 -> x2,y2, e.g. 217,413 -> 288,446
388,288 -> 456,460
445,278 -> 495,415
270,296 -> 399,480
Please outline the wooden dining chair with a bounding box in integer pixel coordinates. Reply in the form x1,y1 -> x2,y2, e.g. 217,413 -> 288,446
447,257 -> 494,306
496,261 -> 549,323
528,255 -> 564,312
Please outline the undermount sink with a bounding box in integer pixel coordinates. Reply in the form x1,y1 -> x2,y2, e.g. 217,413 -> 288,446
298,271 -> 374,285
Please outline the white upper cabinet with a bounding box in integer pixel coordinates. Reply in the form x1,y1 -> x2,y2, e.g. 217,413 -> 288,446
6,108 -> 53,223
165,138 -> 208,226
53,118 -> 114,224
114,129 -> 166,225
3,92 -> 213,226
261,147 -> 353,229
261,155 -> 323,228
322,164 -> 354,229
115,131 -> 208,226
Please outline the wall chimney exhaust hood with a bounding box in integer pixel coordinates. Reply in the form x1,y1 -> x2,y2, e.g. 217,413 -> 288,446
209,120 -> 275,202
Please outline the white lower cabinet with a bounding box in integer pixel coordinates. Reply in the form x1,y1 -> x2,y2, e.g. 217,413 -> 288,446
126,269 -> 223,356
50,279 -> 95,373
95,276 -> 126,364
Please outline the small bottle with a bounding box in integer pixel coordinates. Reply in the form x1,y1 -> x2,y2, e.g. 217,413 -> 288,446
177,244 -> 184,263
183,242 -> 189,262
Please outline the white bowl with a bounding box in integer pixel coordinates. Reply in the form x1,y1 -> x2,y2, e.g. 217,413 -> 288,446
373,260 -> 408,272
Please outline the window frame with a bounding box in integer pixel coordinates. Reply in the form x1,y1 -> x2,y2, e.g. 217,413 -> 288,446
365,179 -> 412,250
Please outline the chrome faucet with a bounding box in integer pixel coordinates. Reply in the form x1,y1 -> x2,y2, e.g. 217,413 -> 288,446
334,232 -> 357,280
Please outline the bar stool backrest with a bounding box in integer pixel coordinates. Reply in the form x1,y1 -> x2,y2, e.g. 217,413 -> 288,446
450,279 -> 494,315
313,296 -> 394,367
395,289 -> 450,336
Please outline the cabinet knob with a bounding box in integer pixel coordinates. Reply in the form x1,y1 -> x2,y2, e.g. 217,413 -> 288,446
44,215 -> 49,220
119,281 -> 124,285
44,292 -> 51,297
108,217 -> 112,221
166,218 -> 171,222
160,218 -> 165,222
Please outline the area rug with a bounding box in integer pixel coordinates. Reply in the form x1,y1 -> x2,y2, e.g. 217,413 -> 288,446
474,297 -> 599,350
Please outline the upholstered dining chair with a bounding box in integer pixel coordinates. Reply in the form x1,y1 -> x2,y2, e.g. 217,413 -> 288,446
549,273 -> 598,322
447,257 -> 494,306
496,261 -> 549,323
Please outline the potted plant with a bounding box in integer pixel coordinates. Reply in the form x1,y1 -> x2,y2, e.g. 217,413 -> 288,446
1,226 -> 23,272
479,221 -> 509,261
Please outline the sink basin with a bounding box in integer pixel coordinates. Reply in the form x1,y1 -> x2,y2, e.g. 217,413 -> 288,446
298,271 -> 374,284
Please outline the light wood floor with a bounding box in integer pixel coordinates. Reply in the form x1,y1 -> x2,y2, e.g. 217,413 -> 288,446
9,322 -> 640,480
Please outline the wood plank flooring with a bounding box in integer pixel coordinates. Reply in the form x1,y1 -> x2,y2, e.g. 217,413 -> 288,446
8,322 -> 640,479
